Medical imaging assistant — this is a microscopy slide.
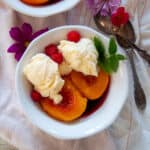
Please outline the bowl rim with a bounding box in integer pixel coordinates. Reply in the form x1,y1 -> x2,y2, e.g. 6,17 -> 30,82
16,25 -> 129,139
3,0 -> 80,17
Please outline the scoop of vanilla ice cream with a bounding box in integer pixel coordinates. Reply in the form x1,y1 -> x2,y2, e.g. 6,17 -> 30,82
58,38 -> 98,76
59,61 -> 72,76
23,53 -> 64,104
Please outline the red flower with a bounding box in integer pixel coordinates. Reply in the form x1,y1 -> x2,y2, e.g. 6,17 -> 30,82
111,7 -> 129,27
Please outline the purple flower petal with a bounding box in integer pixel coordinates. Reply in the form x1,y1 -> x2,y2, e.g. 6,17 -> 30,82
86,0 -> 121,16
8,24 -> 48,61
86,0 -> 104,15
109,0 -> 121,6
101,9 -> 109,16
9,27 -> 23,42
21,23 -> 33,41
14,50 -> 24,61
31,28 -> 49,40
108,0 -> 121,14
7,43 -> 25,53
100,2 -> 110,16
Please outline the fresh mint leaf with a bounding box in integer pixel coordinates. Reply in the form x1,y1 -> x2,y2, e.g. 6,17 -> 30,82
93,36 -> 126,74
108,55 -> 119,72
109,37 -> 117,55
93,37 -> 106,59
98,60 -> 112,74
116,54 -> 126,60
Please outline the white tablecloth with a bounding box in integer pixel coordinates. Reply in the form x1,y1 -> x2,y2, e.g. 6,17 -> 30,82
0,0 -> 150,150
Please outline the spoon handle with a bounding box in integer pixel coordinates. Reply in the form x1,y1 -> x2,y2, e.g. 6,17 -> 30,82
126,39 -> 150,64
117,34 -> 150,64
127,50 -> 146,110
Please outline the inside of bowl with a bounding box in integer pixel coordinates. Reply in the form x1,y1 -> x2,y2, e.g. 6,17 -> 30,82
19,25 -> 110,121
16,25 -> 128,139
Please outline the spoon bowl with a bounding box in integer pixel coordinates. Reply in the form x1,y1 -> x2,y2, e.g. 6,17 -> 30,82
115,21 -> 136,48
94,15 -> 136,48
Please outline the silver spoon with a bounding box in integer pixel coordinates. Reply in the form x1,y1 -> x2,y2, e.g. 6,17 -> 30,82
94,5 -> 147,110
94,15 -> 150,64
127,49 -> 146,110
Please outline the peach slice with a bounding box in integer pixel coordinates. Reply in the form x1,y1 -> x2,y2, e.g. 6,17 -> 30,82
70,70 -> 110,100
40,78 -> 87,122
21,0 -> 48,5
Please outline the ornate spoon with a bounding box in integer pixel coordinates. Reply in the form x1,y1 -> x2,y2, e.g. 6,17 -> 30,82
94,7 -> 147,110
94,15 -> 150,64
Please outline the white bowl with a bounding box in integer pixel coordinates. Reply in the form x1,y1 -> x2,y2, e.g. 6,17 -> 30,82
16,25 -> 129,139
3,0 -> 80,17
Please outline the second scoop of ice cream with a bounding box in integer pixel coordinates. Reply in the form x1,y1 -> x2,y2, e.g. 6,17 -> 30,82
58,38 -> 99,76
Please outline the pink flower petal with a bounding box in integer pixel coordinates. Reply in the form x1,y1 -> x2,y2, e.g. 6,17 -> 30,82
7,43 -> 25,53
9,27 -> 23,42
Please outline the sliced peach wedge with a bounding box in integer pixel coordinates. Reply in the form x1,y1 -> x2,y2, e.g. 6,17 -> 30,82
40,77 -> 87,122
69,70 -> 110,100
21,0 -> 48,5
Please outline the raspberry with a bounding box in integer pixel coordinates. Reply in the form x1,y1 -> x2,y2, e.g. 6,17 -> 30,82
31,90 -> 42,102
50,52 -> 63,64
45,44 -> 58,56
67,30 -> 81,42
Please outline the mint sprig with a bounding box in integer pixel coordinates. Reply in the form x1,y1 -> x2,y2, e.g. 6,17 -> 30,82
109,37 -> 117,54
93,36 -> 105,61
93,36 -> 126,74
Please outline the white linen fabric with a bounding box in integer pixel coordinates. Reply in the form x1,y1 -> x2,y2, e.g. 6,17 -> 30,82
0,0 -> 149,150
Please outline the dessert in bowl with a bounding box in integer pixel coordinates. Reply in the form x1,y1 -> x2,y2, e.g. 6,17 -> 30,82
3,0 -> 80,17
16,25 -> 129,139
